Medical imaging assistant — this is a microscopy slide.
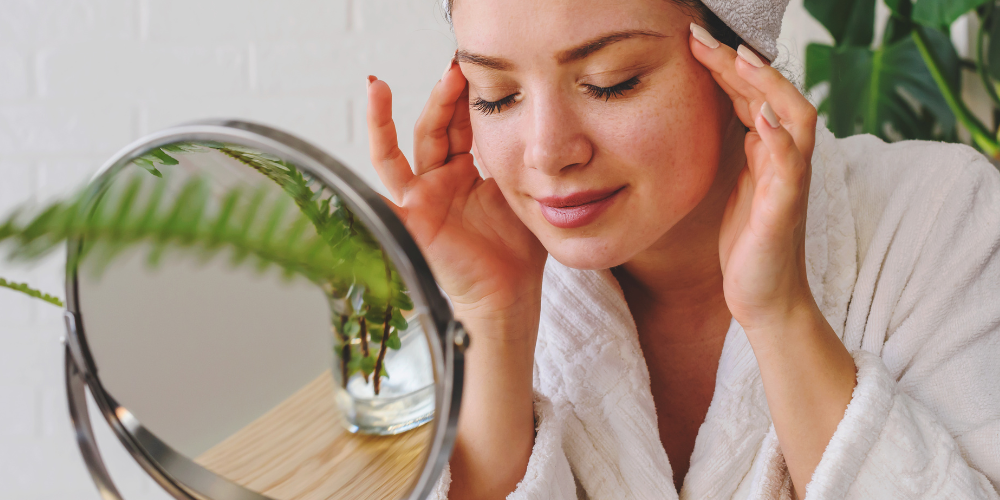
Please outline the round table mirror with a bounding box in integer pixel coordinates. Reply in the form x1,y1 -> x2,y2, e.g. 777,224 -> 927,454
62,121 -> 466,500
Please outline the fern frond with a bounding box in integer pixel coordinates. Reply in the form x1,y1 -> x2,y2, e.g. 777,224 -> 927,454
0,172 -> 389,300
2,140 -> 415,394
0,277 -> 63,307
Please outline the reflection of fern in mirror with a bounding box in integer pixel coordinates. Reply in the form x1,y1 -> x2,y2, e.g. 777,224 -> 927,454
176,142 -> 415,394
0,140 -> 413,395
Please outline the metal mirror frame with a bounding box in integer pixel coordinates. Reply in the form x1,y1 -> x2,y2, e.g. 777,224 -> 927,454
61,120 -> 467,500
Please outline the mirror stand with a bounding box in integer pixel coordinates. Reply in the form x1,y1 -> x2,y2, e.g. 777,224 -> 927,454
64,307 -> 212,500
65,346 -> 124,500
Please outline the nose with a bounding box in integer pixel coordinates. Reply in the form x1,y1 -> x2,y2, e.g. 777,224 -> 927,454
523,92 -> 593,176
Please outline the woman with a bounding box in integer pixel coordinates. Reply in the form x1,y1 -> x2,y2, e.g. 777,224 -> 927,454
366,0 -> 1000,498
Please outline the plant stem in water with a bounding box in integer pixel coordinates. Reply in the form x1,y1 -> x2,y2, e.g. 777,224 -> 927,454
360,316 -> 370,383
338,313 -> 351,388
374,304 -> 391,395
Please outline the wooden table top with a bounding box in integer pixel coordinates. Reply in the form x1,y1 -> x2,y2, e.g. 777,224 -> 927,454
195,370 -> 433,500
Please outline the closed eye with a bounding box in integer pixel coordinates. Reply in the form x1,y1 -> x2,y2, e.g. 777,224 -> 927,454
470,75 -> 640,115
584,76 -> 641,101
471,93 -> 518,115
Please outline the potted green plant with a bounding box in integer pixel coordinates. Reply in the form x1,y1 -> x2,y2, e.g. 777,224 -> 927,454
805,0 -> 1000,160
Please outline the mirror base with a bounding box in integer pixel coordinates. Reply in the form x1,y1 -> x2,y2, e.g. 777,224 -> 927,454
65,346 -> 126,500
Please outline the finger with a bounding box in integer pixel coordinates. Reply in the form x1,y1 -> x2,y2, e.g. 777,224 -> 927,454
367,76 -> 414,203
447,67 -> 473,158
689,24 -> 764,126
713,74 -> 755,127
412,59 -> 470,175
733,49 -> 818,159
754,102 -> 809,191
439,79 -> 480,179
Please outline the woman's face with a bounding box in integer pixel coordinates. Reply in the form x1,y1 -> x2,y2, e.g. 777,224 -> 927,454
452,0 -> 735,270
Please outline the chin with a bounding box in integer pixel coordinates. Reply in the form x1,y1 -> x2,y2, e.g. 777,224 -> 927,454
540,234 -> 635,271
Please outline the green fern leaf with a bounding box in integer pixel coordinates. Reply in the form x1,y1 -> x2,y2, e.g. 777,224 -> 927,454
0,277 -> 63,307
2,140 -> 415,393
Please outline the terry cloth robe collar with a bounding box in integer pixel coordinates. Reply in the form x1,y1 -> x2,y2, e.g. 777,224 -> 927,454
533,124 -> 859,499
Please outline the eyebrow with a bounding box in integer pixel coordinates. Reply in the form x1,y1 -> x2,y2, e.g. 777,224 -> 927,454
456,29 -> 667,71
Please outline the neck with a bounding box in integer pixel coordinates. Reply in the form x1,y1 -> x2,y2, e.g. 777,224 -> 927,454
612,117 -> 746,342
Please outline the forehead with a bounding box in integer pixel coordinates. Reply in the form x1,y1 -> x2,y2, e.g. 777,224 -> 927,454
451,0 -> 687,56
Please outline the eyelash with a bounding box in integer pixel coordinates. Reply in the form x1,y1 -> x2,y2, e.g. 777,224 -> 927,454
469,76 -> 642,115
471,93 -> 518,116
584,76 -> 641,101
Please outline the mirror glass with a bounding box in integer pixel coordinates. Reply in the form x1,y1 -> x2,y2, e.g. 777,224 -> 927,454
74,139 -> 439,499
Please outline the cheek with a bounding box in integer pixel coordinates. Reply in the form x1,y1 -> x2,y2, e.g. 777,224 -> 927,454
470,114 -> 526,185
597,68 -> 725,215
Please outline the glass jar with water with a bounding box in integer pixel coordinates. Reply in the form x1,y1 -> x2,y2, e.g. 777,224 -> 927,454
328,281 -> 436,435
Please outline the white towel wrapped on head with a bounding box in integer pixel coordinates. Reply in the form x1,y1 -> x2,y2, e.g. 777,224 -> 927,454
444,0 -> 791,62
701,0 -> 790,61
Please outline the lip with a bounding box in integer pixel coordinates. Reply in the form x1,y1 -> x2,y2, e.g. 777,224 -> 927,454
535,187 -> 625,229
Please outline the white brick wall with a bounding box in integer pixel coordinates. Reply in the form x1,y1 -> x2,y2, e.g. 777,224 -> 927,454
0,1 -> 453,498
0,1 -> 821,498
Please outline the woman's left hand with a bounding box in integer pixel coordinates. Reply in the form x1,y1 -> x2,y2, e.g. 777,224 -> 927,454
689,24 -> 858,500
691,27 -> 818,330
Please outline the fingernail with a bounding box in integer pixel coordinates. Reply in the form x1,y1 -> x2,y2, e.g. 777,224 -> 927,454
761,101 -> 780,128
367,75 -> 376,88
443,58 -> 455,80
737,45 -> 765,68
690,23 -> 719,49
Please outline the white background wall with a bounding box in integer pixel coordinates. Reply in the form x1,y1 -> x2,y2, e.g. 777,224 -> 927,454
0,1 -> 838,498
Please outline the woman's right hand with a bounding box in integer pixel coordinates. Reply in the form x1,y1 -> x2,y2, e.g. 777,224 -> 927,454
366,62 -> 546,335
367,61 -> 543,499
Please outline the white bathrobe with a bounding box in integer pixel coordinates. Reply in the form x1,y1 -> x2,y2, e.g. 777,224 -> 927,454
431,125 -> 1000,499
